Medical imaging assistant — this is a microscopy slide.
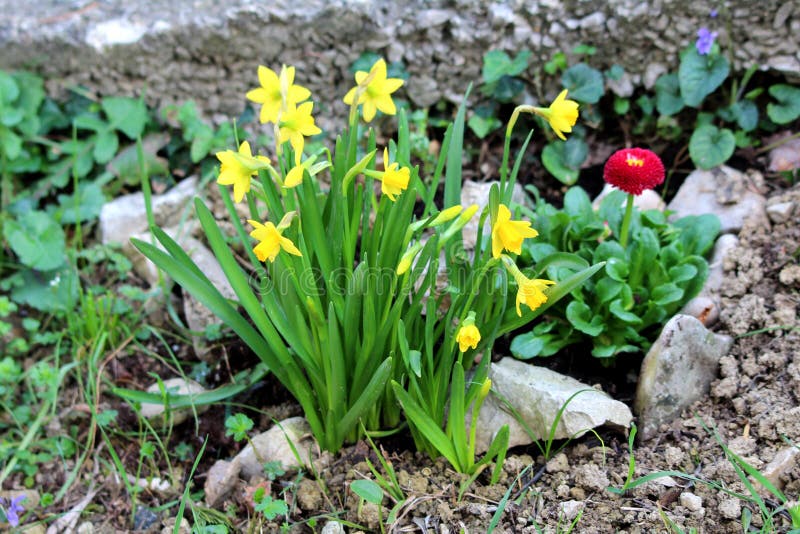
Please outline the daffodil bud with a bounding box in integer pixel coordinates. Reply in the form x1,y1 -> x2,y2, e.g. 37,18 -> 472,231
428,205 -> 463,227
397,242 -> 424,275
478,378 -> 492,402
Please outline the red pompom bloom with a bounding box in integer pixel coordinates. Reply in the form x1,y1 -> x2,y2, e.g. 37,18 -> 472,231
603,148 -> 665,195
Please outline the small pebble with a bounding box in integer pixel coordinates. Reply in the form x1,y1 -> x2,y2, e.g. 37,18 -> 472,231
680,492 -> 703,512
718,497 -> 742,520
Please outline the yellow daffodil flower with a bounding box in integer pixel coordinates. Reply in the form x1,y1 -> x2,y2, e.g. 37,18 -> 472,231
506,89 -> 580,141
501,255 -> 556,316
343,58 -> 404,122
248,213 -> 302,263
216,141 -> 270,203
491,204 -> 539,259
379,148 -> 410,201
246,65 -> 311,124
515,276 -> 556,316
534,89 -> 579,140
278,102 -> 322,165
284,163 -> 305,188
456,323 -> 481,353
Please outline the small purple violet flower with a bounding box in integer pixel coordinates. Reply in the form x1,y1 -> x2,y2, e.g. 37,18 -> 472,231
696,27 -> 718,55
710,8 -> 718,18
1,495 -> 26,527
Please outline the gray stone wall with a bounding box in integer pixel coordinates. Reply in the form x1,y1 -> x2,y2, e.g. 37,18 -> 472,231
1,0 -> 798,123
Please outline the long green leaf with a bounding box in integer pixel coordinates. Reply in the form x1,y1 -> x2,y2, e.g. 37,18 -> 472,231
338,357 -> 394,445
131,239 -> 273,365
444,85 -> 471,209
392,381 -> 461,470
112,365 -> 268,409
447,364 -> 468,469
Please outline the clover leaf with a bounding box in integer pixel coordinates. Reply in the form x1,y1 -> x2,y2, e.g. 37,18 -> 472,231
3,211 -> 66,271
678,46 -> 729,107
767,84 -> 800,124
689,124 -> 735,169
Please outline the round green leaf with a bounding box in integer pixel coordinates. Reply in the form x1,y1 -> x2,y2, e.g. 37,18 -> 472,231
609,299 -> 642,325
604,258 -> 629,282
561,63 -> 604,104
3,211 -> 66,270
767,84 -> 800,124
57,182 -> 106,224
510,332 -> 546,359
651,283 -> 684,306
689,124 -> 735,169
654,73 -> 684,116
350,479 -> 383,504
542,138 -> 586,186
93,129 -> 119,164
0,71 -> 19,104
678,46 -> 729,107
566,301 -> 604,336
730,100 -> 758,131
102,96 -> 148,139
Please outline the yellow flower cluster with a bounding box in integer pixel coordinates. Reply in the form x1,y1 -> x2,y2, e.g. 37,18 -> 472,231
215,59 -> 410,265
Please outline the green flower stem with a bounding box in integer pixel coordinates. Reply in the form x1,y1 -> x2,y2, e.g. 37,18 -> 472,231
618,193 -> 634,248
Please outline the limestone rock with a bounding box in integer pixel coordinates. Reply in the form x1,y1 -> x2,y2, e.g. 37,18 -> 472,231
474,358 -> 632,453
634,315 -> 733,440
679,233 -> 739,326
680,492 -> 703,512
593,183 -> 665,211
768,137 -> 800,172
139,377 -> 209,426
236,417 -> 315,481
667,166 -> 766,234
99,176 -> 197,246
321,521 -> 346,534
766,201 -> 795,224
204,458 -> 241,508
761,446 -> 799,491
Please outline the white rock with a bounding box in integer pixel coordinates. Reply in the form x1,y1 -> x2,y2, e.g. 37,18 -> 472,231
139,377 -> 209,426
680,295 -> 719,326
473,358 -> 632,453
718,497 -> 742,520
593,183 -> 665,211
761,446 -> 799,491
236,417 -> 315,481
86,18 -> 148,50
129,475 -> 172,494
706,234 -> 739,294
680,492 -> 703,512
321,521 -> 347,534
99,176 -> 197,246
766,201 -> 795,224
768,137 -> 800,172
204,458 -> 241,508
559,500 -> 585,521
634,315 -> 733,440
667,166 -> 766,234
679,233 -> 737,325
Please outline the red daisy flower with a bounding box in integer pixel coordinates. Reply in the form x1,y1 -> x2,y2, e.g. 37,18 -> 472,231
603,148 -> 665,195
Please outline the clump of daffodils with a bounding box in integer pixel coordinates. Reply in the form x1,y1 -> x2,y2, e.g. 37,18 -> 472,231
141,57 -> 597,465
